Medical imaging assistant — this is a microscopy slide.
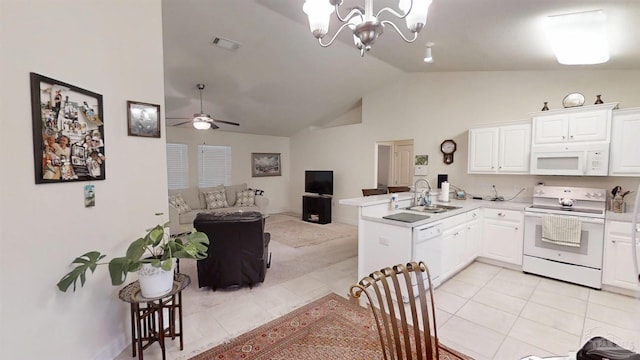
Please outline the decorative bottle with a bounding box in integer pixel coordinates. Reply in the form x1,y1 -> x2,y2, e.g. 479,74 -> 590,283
541,102 -> 549,111
594,95 -> 603,104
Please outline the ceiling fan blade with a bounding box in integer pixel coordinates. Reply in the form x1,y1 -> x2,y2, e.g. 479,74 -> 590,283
166,117 -> 191,120
213,119 -> 240,126
209,123 -> 220,130
172,120 -> 193,126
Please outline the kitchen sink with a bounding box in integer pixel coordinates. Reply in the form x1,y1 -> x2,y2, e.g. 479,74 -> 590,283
408,204 -> 462,213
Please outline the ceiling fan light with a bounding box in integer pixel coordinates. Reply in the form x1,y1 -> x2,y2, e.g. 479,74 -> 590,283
193,119 -> 211,130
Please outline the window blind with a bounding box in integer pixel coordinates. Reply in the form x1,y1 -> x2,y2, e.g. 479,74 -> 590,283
166,143 -> 188,189
198,145 -> 231,187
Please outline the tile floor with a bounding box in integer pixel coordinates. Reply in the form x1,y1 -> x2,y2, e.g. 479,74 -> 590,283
115,236 -> 640,360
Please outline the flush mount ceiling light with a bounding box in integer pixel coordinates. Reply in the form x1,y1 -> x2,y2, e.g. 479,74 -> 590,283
546,9 -> 609,65
423,41 -> 434,63
303,0 -> 432,57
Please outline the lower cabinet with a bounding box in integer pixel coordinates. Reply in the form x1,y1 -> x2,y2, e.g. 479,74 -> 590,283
441,209 -> 481,282
602,220 -> 640,292
482,208 -> 524,265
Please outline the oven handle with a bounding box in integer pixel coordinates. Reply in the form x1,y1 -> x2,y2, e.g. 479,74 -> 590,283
524,212 -> 604,224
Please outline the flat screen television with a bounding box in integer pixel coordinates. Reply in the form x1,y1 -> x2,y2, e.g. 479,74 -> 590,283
305,170 -> 333,195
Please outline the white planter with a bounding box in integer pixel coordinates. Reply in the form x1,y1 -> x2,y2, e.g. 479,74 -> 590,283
138,260 -> 175,298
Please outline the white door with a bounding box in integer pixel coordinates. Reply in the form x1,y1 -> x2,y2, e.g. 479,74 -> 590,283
568,110 -> 609,142
609,108 -> 640,176
393,142 -> 413,186
533,114 -> 568,144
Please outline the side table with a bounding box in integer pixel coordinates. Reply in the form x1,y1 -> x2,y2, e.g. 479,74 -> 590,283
118,273 -> 191,360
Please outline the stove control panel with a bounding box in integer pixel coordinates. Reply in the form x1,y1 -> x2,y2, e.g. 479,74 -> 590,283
532,185 -> 606,203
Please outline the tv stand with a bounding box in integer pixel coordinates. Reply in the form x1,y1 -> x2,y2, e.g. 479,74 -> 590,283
302,195 -> 331,224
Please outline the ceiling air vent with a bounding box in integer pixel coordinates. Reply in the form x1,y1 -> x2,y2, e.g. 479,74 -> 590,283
212,37 -> 240,51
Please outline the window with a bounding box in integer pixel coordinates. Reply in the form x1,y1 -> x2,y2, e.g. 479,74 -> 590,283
198,145 -> 231,187
166,143 -> 188,189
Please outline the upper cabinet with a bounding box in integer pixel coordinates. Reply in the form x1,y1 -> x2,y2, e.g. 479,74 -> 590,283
468,122 -> 531,174
609,107 -> 640,176
530,103 -> 617,145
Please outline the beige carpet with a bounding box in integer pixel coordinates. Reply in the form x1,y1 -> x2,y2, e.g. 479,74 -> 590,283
265,217 -> 351,248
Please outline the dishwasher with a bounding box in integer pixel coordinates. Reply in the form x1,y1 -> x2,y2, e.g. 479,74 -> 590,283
405,223 -> 443,301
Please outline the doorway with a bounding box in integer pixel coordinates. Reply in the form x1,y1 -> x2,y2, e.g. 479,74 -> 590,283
375,139 -> 414,189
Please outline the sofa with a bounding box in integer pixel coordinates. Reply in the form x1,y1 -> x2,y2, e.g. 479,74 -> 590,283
168,183 -> 269,235
194,211 -> 271,289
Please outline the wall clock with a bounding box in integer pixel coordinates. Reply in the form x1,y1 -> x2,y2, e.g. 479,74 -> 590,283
441,139 -> 456,164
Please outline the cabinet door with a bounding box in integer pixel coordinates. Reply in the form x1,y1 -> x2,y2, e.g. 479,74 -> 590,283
533,114 -> 568,144
482,219 -> 523,265
466,219 -> 482,263
498,124 -> 531,173
602,221 -> 640,291
609,108 -> 640,176
568,110 -> 610,142
468,127 -> 498,173
442,224 -> 467,279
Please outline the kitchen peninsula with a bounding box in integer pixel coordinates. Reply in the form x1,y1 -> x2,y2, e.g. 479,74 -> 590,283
339,192 -> 530,287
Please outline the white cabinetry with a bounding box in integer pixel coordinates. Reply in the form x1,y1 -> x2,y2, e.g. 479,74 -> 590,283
482,208 -> 523,265
531,103 -> 617,144
468,123 -> 531,174
603,220 -> 640,292
359,219 -> 413,280
441,209 -> 481,281
609,108 -> 640,176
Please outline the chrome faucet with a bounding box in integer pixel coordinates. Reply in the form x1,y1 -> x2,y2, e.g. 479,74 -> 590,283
414,178 -> 432,206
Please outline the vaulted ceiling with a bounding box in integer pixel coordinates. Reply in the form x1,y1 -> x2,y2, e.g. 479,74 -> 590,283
162,0 -> 640,137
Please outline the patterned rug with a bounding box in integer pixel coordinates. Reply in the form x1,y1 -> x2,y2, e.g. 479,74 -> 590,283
265,219 -> 350,248
189,293 -> 471,360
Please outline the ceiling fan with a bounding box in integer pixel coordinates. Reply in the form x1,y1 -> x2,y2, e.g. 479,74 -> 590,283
167,83 -> 240,130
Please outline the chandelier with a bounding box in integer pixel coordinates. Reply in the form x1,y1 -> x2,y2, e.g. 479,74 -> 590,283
303,0 -> 432,56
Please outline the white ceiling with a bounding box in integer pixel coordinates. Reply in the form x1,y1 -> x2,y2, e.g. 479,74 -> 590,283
162,0 -> 640,137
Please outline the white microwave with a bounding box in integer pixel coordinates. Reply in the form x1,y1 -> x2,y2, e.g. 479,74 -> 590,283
530,142 -> 610,176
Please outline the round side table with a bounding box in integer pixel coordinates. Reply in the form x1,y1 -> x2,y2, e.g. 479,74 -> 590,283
118,273 -> 190,360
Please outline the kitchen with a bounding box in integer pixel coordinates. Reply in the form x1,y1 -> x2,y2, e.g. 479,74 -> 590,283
341,102 -> 640,299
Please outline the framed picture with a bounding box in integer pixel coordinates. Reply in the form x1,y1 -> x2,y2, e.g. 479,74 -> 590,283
127,101 -> 160,138
30,72 -> 106,184
251,153 -> 281,177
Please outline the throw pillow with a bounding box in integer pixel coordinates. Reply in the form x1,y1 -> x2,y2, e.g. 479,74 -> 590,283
235,190 -> 255,207
169,194 -> 191,215
204,190 -> 229,209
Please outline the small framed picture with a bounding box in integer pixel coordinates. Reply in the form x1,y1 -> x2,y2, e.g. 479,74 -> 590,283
251,153 -> 281,177
127,101 -> 160,138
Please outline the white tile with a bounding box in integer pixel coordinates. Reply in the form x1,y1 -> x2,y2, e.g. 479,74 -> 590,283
538,277 -> 590,301
438,315 -> 505,359
589,289 -> 640,314
438,278 -> 482,299
587,302 -> 640,331
453,262 -> 500,287
433,288 -> 468,314
494,336 -> 556,360
455,300 -> 518,334
484,276 -> 536,300
529,288 -> 588,316
509,317 -> 581,356
494,268 -> 542,288
520,301 -> 585,336
582,318 -> 640,352
471,287 -> 528,315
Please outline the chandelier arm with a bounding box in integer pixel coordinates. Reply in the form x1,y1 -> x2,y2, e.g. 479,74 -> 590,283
334,5 -> 363,24
376,5 -> 411,20
317,22 -> 355,47
380,20 -> 419,43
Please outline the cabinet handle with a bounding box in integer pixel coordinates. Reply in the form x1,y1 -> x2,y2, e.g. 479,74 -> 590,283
611,239 -> 616,243
570,135 -> 574,139
514,227 -> 519,231
562,135 -> 566,139
472,213 -> 477,217
454,232 -> 459,236
499,166 -> 502,169
497,212 -> 505,217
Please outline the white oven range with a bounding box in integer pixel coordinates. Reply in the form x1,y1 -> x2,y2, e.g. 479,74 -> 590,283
523,185 -> 606,289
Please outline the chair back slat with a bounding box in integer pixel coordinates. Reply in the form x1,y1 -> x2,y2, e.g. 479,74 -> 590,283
350,261 -> 441,360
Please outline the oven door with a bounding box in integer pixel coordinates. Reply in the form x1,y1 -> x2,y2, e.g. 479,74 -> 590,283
523,212 -> 605,269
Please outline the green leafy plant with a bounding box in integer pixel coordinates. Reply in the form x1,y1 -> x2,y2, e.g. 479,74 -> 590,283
57,216 -> 209,292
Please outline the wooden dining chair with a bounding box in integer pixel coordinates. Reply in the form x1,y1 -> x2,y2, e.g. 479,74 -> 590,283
362,188 -> 388,196
349,262 -> 462,360
387,186 -> 410,193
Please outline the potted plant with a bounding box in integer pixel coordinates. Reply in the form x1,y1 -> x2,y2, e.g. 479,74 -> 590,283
57,214 -> 209,298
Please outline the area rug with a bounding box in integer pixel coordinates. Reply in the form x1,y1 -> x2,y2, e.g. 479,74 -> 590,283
189,293 -> 471,360
265,219 -> 350,248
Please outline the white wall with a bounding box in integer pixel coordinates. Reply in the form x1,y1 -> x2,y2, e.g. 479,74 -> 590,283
290,70 -> 640,224
0,1 -> 166,359
166,127 -> 291,214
